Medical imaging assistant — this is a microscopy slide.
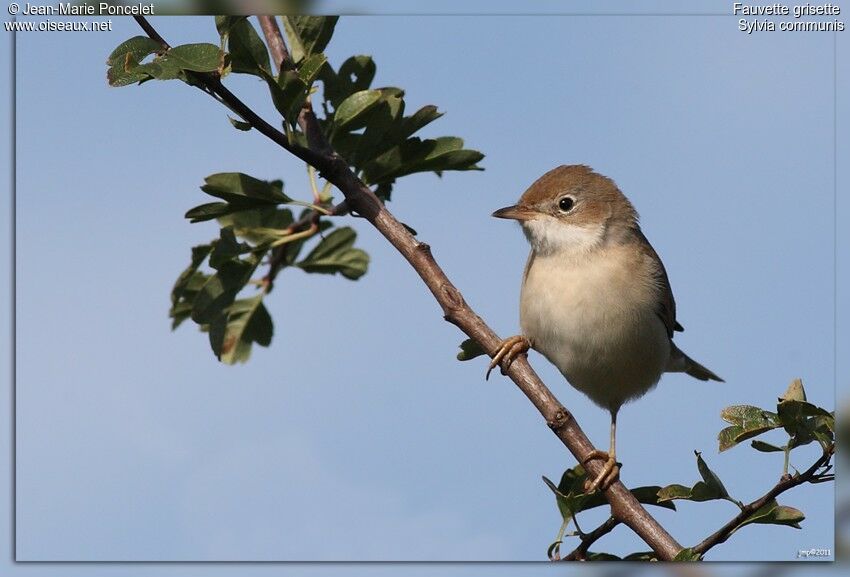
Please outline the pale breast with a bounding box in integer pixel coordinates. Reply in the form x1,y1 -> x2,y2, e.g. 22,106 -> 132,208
520,245 -> 671,412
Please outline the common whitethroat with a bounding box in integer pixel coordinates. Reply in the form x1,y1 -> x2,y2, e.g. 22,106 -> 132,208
490,165 -> 723,492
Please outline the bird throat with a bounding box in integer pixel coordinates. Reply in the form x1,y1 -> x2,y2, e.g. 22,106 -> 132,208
522,216 -> 606,257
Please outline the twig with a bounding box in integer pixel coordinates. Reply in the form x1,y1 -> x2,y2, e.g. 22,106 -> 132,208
131,16 -> 684,561
257,17 -> 333,156
261,201 -> 349,292
254,15 -> 338,291
256,16 -> 291,72
692,446 -> 834,556
134,16 -> 168,49
563,517 -> 620,561
132,17 -> 329,172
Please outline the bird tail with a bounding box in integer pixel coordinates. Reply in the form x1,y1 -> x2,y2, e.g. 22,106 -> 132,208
669,344 -> 724,382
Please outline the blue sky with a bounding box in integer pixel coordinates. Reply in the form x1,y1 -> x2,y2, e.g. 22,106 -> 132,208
2,0 -> 847,573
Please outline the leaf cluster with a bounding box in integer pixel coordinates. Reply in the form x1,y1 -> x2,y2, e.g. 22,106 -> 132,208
108,16 -> 485,363
717,378 -> 834,459
169,172 -> 368,364
546,378 -> 833,560
542,465 -> 674,560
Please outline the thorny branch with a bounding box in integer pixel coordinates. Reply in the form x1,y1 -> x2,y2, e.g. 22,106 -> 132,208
134,14 -> 689,560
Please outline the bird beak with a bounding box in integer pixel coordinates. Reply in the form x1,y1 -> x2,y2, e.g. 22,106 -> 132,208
492,204 -> 536,221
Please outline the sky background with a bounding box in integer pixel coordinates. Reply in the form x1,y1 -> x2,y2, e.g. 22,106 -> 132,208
2,0 -> 848,574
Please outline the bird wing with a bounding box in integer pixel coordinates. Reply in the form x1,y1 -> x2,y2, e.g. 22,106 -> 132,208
636,230 -> 680,339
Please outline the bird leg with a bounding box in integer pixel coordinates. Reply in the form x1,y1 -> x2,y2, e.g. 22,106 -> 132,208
486,335 -> 531,380
583,413 -> 620,493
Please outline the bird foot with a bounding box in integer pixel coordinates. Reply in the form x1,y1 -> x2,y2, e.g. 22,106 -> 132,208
486,335 -> 531,380
582,450 -> 620,493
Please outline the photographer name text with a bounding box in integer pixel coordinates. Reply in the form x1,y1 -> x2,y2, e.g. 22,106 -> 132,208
20,3 -> 154,16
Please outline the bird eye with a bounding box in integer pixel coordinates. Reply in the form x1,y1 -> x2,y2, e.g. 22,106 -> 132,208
558,196 -> 575,212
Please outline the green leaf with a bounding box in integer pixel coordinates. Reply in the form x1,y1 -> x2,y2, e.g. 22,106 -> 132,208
228,115 -> 252,131
657,452 -> 734,503
696,451 -> 731,501
777,399 -> 832,428
185,202 -> 238,223
163,43 -> 223,72
457,338 -> 487,361
201,172 -> 292,205
733,499 -> 804,533
169,243 -> 214,329
585,552 -> 621,561
282,16 -> 338,63
171,244 -> 213,306
622,551 -> 657,561
226,17 -> 271,76
656,484 -> 694,502
673,548 -> 702,561
215,15 -> 238,37
362,136 -> 485,183
298,53 -> 328,87
628,485 -> 677,511
190,255 -> 258,325
334,89 -> 384,129
777,397 -> 834,450
217,207 -> 295,245
542,474 -> 590,521
403,136 -> 484,175
544,466 -> 675,522
352,89 -> 406,167
209,294 -> 273,364
751,440 -> 785,453
208,227 -> 249,269
232,208 -> 332,268
400,105 -> 444,138
111,42 -> 226,85
262,68 -> 306,122
320,55 -> 376,108
106,36 -> 162,87
718,405 -> 781,452
297,227 -> 369,280
811,417 -> 836,449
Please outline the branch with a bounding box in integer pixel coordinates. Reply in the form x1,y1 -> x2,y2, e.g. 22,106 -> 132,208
562,517 -> 620,561
255,16 -> 340,289
256,16 -> 332,155
133,15 -> 168,49
132,16 -> 684,561
131,17 -> 331,174
256,16 -> 292,72
692,446 -> 834,556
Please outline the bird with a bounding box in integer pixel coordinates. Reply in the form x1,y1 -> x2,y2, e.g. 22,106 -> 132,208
489,164 -> 723,492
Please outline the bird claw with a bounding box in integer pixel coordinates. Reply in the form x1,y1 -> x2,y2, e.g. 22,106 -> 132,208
582,450 -> 620,493
486,335 -> 531,380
